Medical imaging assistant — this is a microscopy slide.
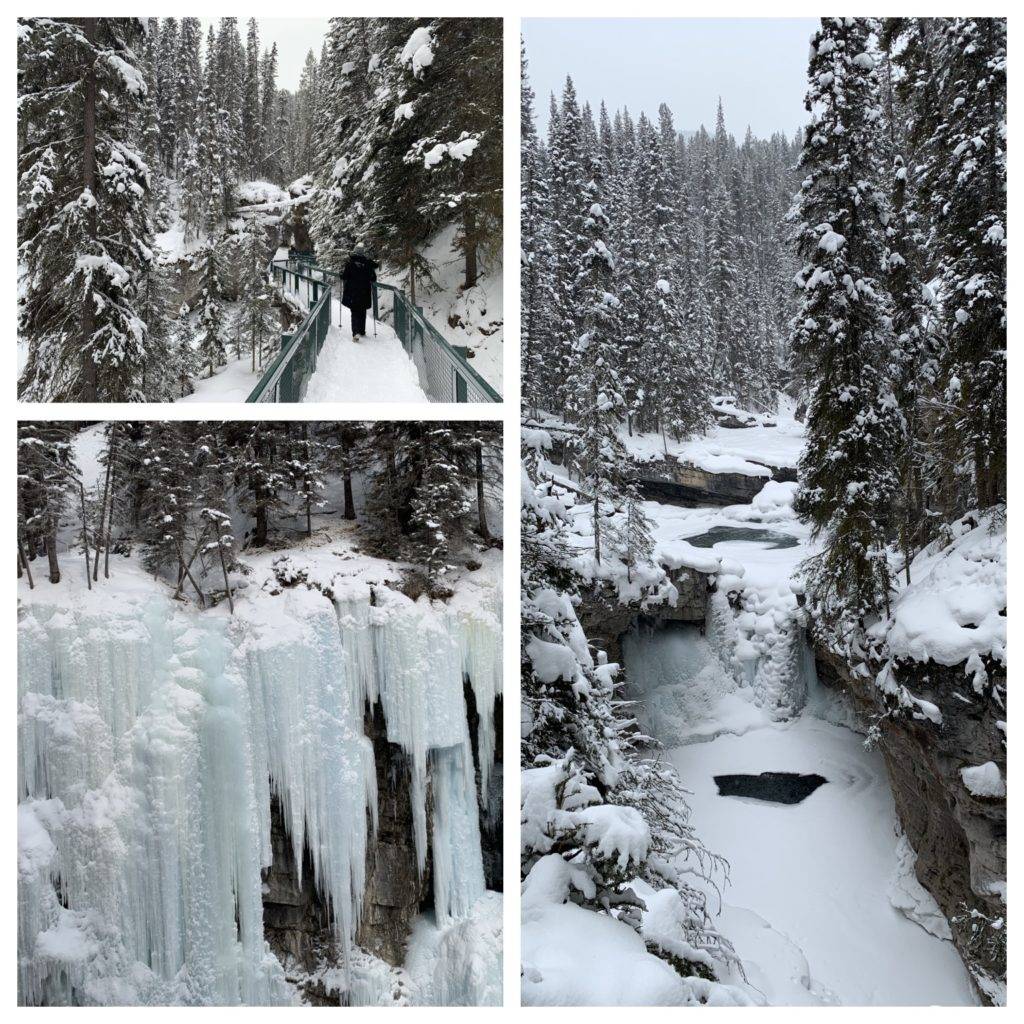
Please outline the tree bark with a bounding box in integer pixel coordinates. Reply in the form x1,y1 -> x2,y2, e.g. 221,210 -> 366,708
80,17 -> 99,401
475,440 -> 490,540
93,442 -> 113,581
218,544 -> 234,614
341,429 -> 356,520
19,539 -> 34,589
302,422 -> 312,537
104,462 -> 114,579
464,209 -> 478,289
45,531 -> 60,584
78,480 -> 92,590
173,538 -> 206,607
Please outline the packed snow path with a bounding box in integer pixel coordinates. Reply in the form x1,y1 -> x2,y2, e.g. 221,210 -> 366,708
623,408 -> 976,1006
304,297 -> 427,403
274,257 -> 427,403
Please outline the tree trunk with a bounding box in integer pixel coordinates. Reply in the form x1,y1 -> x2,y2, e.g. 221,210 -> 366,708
80,17 -> 99,402
475,440 -> 490,540
255,503 -> 268,547
341,430 -> 356,520
104,463 -> 114,579
93,443 -> 113,581
45,530 -> 60,584
218,544 -> 234,614
302,422 -> 312,537
19,539 -> 34,589
464,209 -> 478,289
593,494 -> 601,565
78,480 -> 92,591
173,538 -> 206,607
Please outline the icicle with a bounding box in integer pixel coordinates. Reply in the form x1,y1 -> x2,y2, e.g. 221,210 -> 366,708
18,572 -> 501,1005
429,743 -> 487,926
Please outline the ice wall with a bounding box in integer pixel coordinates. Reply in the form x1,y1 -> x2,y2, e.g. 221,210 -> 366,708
17,579 -> 501,1006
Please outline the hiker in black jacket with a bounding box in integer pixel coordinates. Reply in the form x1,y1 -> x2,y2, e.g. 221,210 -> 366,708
340,242 -> 377,339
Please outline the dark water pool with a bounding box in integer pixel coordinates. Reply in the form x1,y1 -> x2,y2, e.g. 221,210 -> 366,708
688,526 -> 799,549
714,772 -> 827,804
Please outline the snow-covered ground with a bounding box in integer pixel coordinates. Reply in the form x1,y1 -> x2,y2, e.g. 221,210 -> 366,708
380,224 -> 503,395
628,626 -> 975,1005
178,355 -> 263,403
622,398 -> 805,475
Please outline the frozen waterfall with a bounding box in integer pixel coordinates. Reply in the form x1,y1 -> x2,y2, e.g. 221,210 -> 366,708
17,581 -> 501,1006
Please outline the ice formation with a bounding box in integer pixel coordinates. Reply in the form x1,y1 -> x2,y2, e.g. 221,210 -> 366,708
18,579 -> 501,1006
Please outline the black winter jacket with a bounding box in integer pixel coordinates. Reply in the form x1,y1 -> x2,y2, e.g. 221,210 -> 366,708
341,253 -> 377,310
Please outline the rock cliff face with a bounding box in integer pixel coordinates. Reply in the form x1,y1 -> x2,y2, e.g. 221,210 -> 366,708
465,685 -> 503,892
262,795 -> 338,996
815,648 -> 1006,1000
356,702 -> 433,966
262,691 -> 501,1003
576,567 -> 710,665
638,459 -> 776,506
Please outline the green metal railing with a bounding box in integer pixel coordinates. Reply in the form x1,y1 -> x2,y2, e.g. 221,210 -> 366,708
247,258 -> 500,404
246,277 -> 332,403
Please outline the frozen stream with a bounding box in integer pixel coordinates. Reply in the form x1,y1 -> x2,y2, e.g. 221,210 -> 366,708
623,582 -> 977,1004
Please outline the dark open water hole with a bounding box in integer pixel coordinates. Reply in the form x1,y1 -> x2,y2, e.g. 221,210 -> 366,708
714,771 -> 827,804
687,525 -> 799,549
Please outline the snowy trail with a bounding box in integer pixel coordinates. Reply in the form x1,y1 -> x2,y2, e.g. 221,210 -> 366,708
305,298 -> 427,403
627,410 -> 976,1006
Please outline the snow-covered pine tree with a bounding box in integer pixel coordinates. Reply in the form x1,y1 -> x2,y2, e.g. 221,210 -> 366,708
213,18 -> 244,178
17,423 -> 78,585
878,19 -> 939,571
191,238 -> 229,377
790,17 -> 905,632
405,18 -> 503,290
137,421 -> 199,581
174,18 -> 203,176
259,42 -> 279,179
241,19 -> 263,179
408,424 -> 473,594
135,259 -> 181,402
924,18 -> 1006,510
565,155 -> 630,566
308,18 -> 385,273
233,218 -> 279,372
283,423 -> 327,538
520,40 -> 554,418
320,422 -> 368,521
153,17 -> 178,175
18,17 -> 155,402
521,435 -> 734,982
368,18 -> 438,303
545,77 -> 588,417
293,49 -> 321,178
362,421 -> 409,559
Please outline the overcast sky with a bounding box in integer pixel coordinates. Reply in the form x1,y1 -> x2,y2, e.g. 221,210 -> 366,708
199,18 -> 330,92
522,18 -> 818,140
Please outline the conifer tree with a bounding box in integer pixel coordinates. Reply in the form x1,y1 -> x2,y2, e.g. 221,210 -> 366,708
925,19 -> 1006,509
18,17 -> 155,402
192,239 -> 229,376
789,17 -> 904,629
